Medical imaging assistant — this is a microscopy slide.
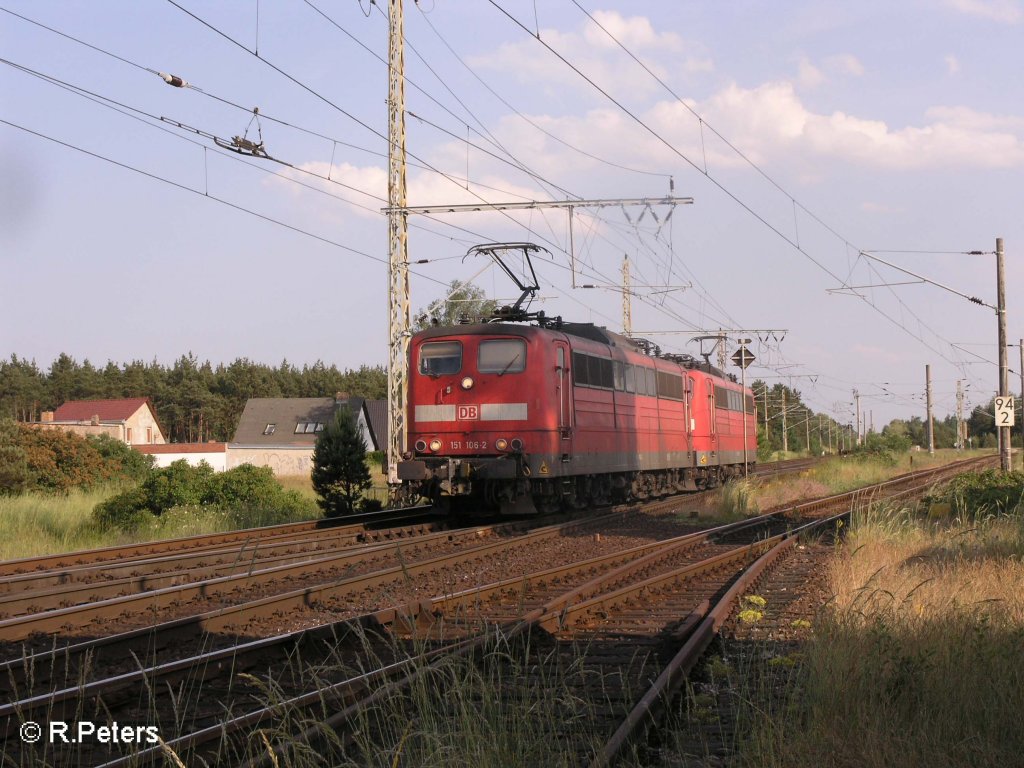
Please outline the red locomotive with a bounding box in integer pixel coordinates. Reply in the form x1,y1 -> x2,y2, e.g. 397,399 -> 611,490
397,319 -> 757,515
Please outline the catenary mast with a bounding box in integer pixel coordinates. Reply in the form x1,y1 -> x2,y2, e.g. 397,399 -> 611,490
386,0 -> 409,485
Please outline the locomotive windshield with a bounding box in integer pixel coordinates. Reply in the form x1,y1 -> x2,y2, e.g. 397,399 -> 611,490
478,339 -> 526,374
419,341 -> 462,376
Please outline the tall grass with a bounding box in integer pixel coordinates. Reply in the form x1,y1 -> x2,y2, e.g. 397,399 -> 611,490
731,502 -> 1024,768
703,449 -> 992,521
0,485 -> 324,562
7,626 -> 621,767
0,487 -> 126,560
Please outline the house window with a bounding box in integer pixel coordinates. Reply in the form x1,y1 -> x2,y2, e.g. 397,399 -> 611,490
146,427 -> 153,443
305,423 -> 319,433
264,424 -> 276,435
294,423 -> 306,433
296,422 -> 321,434
126,427 -> 133,443
315,423 -> 325,432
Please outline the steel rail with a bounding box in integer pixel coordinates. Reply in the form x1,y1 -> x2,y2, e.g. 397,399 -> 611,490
41,455 -> 988,767
2,514 -> 787,763
0,519 -> 451,616
2,456 -> 988,766
0,511 -> 624,641
587,456 -> 998,766
0,504 -> 435,577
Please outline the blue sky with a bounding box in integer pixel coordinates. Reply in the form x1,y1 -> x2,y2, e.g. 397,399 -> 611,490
2,0 -> 1022,429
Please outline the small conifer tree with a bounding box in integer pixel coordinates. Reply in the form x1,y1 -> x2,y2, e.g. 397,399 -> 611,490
312,407 -> 372,517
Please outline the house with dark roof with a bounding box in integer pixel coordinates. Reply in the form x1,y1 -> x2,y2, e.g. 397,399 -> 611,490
33,397 -> 165,445
364,399 -> 388,454
227,395 -> 375,476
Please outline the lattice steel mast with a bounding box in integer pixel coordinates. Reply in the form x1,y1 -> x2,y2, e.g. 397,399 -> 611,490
386,0 -> 409,485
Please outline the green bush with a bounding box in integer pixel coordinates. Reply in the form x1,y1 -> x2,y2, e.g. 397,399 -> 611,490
143,460 -> 216,514
88,433 -> 155,481
0,422 -> 156,494
93,460 -> 318,530
849,433 -> 898,466
207,463 -> 278,508
93,486 -> 152,530
0,418 -> 30,495
18,425 -> 112,493
928,469 -> 1024,518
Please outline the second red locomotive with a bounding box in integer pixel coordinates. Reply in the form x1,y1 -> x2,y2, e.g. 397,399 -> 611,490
397,320 -> 757,515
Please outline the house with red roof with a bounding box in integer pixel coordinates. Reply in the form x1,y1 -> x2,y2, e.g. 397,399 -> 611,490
35,398 -> 166,446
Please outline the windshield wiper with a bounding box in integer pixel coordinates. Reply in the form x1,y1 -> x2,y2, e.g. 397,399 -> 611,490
497,354 -> 521,377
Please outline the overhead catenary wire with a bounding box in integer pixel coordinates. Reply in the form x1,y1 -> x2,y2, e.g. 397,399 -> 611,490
0,55 -> 500,254
162,1 -> 745,343
495,0 -> 996,377
0,12 -> 690,338
4,4 -> 980,415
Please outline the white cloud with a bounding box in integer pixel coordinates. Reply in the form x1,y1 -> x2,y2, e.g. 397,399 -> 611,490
824,54 -> 865,77
265,161 -> 386,219
467,11 -> 712,99
945,54 -> 961,74
797,57 -> 825,88
945,0 -> 1023,23
583,10 -> 682,51
797,53 -> 864,89
467,80 -> 1024,180
689,81 -> 1024,170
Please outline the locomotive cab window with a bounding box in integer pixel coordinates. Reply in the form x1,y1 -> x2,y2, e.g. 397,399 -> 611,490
478,339 -> 526,374
419,341 -> 462,376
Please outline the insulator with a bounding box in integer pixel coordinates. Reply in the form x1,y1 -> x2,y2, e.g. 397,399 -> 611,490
159,72 -> 188,88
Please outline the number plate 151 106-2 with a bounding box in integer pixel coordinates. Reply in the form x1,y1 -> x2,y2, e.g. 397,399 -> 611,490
450,441 -> 486,451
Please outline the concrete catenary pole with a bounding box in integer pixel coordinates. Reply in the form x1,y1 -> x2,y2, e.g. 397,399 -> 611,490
854,389 -> 861,446
781,390 -> 788,453
926,364 -> 935,455
956,379 -> 964,450
997,238 -> 1010,471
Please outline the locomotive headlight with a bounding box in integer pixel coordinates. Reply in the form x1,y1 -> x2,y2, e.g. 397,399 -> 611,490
429,438 -> 443,452
495,438 -> 509,451
460,376 -> 475,390
414,439 -> 427,453
510,438 -> 524,452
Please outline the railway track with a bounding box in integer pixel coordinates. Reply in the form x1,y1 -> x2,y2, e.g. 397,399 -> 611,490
0,455 -> 822,644
0,455 -> 991,767
0,505 -> 438,578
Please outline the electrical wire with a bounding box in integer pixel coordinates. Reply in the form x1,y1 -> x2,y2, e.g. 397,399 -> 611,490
496,0 -> 995,376
0,116 -> 458,288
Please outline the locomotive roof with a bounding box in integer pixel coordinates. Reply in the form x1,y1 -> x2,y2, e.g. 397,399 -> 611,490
413,322 -> 736,381
414,320 -> 628,346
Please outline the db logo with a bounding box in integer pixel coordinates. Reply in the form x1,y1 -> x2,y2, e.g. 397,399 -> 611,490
457,405 -> 479,420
